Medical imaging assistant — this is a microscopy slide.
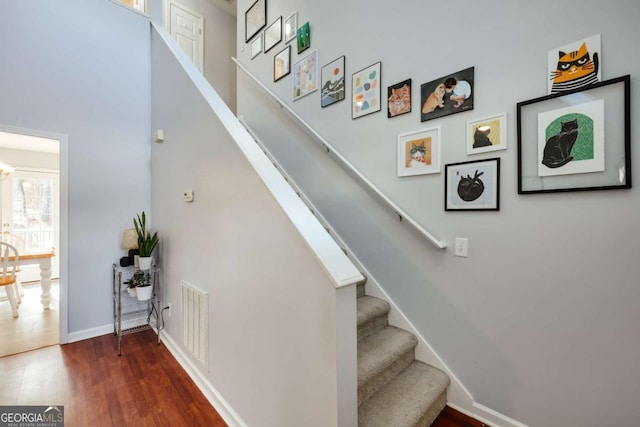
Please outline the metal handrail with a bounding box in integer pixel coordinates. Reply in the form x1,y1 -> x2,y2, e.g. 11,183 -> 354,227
233,57 -> 446,249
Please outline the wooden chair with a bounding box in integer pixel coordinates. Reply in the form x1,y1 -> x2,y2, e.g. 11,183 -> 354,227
0,241 -> 20,318
0,232 -> 25,304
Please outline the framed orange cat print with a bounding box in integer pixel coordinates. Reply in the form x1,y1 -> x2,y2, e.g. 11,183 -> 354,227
387,79 -> 411,118
548,34 -> 601,95
397,127 -> 441,177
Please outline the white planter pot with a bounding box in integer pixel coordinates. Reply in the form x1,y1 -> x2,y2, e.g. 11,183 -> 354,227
138,256 -> 152,271
136,285 -> 153,301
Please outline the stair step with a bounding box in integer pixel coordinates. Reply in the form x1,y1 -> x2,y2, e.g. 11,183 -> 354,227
357,296 -> 390,340
358,326 -> 417,405
358,361 -> 450,427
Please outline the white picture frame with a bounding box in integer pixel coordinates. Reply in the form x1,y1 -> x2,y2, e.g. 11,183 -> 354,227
397,127 -> 441,177
466,113 -> 507,155
284,12 -> 297,44
250,33 -> 262,59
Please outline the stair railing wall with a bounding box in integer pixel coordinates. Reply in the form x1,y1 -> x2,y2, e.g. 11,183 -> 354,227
233,58 -> 447,250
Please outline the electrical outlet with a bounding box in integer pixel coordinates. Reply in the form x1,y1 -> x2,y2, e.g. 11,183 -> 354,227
455,238 -> 469,257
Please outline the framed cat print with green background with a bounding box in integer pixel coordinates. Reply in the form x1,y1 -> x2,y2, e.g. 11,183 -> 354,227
517,75 -> 630,194
397,127 -> 441,177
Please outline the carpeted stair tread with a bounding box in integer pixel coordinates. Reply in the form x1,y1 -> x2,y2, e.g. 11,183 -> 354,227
358,361 -> 451,427
358,326 -> 417,388
357,296 -> 390,327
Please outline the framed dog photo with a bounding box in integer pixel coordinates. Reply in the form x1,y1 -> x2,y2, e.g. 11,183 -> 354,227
445,158 -> 500,211
467,113 -> 507,155
421,66 -> 474,122
397,127 -> 441,177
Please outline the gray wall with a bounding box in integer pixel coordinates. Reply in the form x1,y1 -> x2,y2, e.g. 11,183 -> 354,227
237,1 -> 640,426
0,0 -> 151,334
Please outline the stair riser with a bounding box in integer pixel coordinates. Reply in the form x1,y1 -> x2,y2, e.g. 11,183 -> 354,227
358,349 -> 414,407
358,313 -> 388,341
415,390 -> 447,427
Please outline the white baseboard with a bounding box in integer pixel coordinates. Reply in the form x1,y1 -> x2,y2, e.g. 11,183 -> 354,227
67,323 -> 113,343
160,331 -> 248,427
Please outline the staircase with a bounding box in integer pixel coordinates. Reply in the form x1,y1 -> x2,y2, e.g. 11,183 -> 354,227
357,283 -> 450,427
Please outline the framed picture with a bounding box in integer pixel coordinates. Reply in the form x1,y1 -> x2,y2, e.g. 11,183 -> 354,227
445,158 -> 500,211
467,113 -> 507,155
517,75 -> 630,194
297,21 -> 310,54
321,55 -> 345,108
397,127 -> 441,177
245,0 -> 266,43
352,61 -> 381,119
284,12 -> 297,44
274,45 -> 291,82
388,79 -> 412,118
421,66 -> 474,122
250,33 -> 262,59
292,49 -> 319,101
548,34 -> 601,94
264,17 -> 282,53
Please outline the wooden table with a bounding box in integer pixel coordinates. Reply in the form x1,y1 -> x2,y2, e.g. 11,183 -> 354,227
3,249 -> 56,310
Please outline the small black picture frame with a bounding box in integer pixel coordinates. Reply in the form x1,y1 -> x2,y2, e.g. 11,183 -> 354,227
245,0 -> 266,43
274,45 -> 290,82
517,75 -> 631,194
445,158 -> 500,211
264,16 -> 282,53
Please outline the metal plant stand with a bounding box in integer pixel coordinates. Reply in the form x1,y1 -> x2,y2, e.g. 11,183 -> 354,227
112,263 -> 162,356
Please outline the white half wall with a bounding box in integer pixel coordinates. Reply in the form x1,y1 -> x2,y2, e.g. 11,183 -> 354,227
150,26 -> 349,427
0,0 -> 151,335
236,1 -> 640,426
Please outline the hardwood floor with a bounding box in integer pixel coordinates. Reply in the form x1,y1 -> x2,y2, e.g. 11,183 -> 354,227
0,329 -> 227,426
433,406 -> 491,427
0,329 -> 485,426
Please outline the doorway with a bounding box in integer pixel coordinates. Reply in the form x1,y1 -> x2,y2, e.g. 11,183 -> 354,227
0,127 -> 67,356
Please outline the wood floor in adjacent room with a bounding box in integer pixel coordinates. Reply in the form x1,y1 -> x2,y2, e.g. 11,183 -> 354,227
0,329 -> 485,426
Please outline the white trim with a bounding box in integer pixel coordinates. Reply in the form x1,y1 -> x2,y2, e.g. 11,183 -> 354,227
161,331 -> 248,427
233,57 -> 447,250
67,323 -> 113,343
152,23 -> 363,289
0,124 -> 69,344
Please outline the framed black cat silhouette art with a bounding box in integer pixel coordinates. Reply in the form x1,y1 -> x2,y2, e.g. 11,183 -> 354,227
445,158 -> 500,211
517,75 -> 630,194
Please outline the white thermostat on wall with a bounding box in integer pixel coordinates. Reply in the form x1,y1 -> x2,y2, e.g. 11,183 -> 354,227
183,189 -> 194,202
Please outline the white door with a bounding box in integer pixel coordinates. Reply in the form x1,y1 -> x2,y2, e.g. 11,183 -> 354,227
168,0 -> 204,72
1,169 -> 60,281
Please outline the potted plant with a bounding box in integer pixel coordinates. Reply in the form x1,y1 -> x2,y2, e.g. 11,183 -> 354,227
133,211 -> 158,271
135,271 -> 153,301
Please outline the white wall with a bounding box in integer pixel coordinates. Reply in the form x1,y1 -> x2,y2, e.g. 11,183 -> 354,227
149,0 -> 237,112
150,27 -> 345,427
0,1 -> 151,335
236,1 -> 640,426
